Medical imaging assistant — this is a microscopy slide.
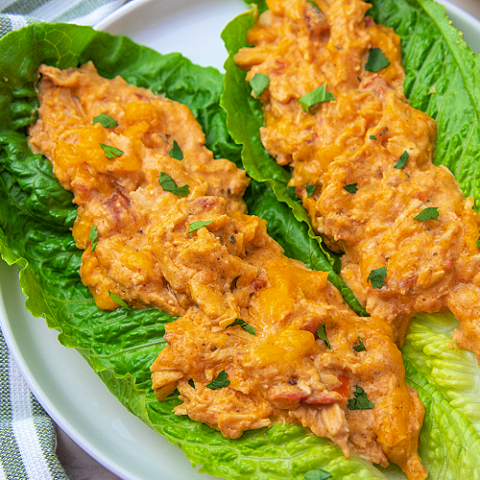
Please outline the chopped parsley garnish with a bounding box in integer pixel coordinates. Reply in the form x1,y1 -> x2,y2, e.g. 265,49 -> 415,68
369,135 -> 377,140
306,184 -> 316,198
365,48 -> 390,72
286,185 -> 301,201
206,370 -> 230,390
109,291 -> 129,309
299,84 -> 335,113
99,143 -> 124,159
477,236 -> 480,249
188,220 -> 213,234
394,150 -> 409,169
158,172 -> 190,197
250,73 -> 271,97
88,224 -> 99,252
169,140 -> 184,160
93,113 -> 118,128
343,183 -> 358,194
317,323 -> 331,349
304,468 -> 332,480
188,379 -> 195,389
347,386 -> 375,410
367,266 -> 387,289
230,275 -> 241,290
353,337 -> 366,352
306,0 -> 321,13
414,207 -> 439,221
226,318 -> 256,336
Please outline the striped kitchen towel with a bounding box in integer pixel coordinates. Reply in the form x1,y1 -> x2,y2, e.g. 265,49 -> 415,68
0,329 -> 68,480
0,0 -> 127,37
0,2 -> 129,479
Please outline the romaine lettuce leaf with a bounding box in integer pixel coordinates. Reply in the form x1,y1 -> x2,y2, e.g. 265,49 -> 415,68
0,22 -> 386,480
221,0 -> 480,478
404,313 -> 480,434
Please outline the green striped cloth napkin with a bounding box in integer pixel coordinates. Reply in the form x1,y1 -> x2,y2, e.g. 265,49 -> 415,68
0,0 -> 126,37
0,330 -> 68,479
0,3 -> 128,479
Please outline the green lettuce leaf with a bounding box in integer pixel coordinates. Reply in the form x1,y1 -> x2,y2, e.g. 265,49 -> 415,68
404,313 -> 480,433
222,0 -> 480,478
0,22 -> 384,480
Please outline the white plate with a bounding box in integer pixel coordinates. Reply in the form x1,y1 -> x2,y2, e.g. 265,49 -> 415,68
1,1 -> 480,479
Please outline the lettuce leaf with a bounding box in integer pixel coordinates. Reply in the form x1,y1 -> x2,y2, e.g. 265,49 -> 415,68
222,0 -> 480,478
0,22 -> 387,480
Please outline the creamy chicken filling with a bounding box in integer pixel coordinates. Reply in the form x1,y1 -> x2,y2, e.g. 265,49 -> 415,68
29,62 -> 426,479
235,0 -> 480,359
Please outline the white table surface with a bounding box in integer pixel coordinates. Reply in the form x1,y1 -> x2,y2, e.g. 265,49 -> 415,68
55,0 -> 480,479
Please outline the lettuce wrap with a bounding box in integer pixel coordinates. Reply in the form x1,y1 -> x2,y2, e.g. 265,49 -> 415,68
221,0 -> 480,478
0,1 -> 478,479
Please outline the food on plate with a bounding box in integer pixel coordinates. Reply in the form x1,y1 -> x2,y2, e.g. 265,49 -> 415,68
1,2 -> 480,478
223,0 -> 480,477
234,0 -> 480,359
29,61 -> 426,478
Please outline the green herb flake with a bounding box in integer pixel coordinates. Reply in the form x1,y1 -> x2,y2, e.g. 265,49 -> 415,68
93,113 -> 118,128
158,172 -> 190,197
299,84 -> 335,113
365,48 -> 390,72
230,275 -> 241,291
316,323 -> 331,349
188,220 -> 213,235
306,0 -> 321,13
206,370 -> 230,390
88,224 -> 99,252
287,185 -> 301,201
347,386 -> 375,410
99,143 -> 124,159
304,468 -> 333,480
353,337 -> 366,352
306,184 -> 316,198
250,73 -> 271,97
369,135 -> 377,140
188,379 -> 195,389
414,207 -> 439,221
343,183 -> 358,194
226,318 -> 256,336
169,140 -> 184,160
477,236 -> 480,249
394,150 -> 409,169
367,266 -> 387,289
109,291 -> 129,309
